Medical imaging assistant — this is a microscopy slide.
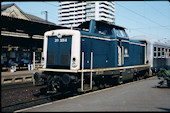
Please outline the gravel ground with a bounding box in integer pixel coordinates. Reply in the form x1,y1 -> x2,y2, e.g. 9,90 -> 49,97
1,85 -> 46,108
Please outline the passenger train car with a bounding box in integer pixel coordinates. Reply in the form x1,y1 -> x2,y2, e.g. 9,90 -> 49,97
34,20 -> 161,93
131,36 -> 170,74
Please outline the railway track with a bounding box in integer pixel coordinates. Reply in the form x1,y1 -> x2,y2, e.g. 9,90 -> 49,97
1,82 -> 45,112
1,80 -> 78,112
2,90 -> 72,112
1,82 -> 34,91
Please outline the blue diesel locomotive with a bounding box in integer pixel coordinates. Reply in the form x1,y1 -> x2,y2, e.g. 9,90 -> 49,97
35,20 -> 151,93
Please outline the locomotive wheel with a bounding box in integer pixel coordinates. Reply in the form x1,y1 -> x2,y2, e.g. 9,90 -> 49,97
99,84 -> 104,89
116,76 -> 123,85
61,74 -> 71,85
137,72 -> 143,80
47,75 -> 53,92
104,83 -> 110,88
47,75 -> 53,91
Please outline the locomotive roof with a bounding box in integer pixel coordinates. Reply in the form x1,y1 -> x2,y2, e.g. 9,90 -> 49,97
76,20 -> 126,30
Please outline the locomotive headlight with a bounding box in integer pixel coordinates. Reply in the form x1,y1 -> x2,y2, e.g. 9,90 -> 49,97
72,57 -> 77,68
72,62 -> 77,68
57,33 -> 62,38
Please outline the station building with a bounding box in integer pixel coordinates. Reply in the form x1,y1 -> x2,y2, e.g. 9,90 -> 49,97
1,3 -> 68,71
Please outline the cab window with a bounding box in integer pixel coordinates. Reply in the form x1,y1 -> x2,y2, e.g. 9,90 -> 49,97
97,25 -> 112,36
115,29 -> 127,38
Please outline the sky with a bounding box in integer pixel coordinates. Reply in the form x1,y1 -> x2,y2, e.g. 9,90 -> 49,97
1,1 -> 170,41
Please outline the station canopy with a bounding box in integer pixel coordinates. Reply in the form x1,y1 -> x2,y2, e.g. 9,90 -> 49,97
1,15 -> 69,37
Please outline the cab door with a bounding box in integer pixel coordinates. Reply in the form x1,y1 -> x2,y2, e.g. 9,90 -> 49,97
118,41 -> 124,66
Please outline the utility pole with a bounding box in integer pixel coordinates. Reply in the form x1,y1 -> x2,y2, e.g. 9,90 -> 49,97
41,11 -> 48,22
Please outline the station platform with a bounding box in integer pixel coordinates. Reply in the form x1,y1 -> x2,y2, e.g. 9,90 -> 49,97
15,77 -> 170,112
1,70 -> 42,85
1,70 -> 41,77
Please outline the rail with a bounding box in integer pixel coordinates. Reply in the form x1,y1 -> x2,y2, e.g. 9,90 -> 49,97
2,91 -> 72,112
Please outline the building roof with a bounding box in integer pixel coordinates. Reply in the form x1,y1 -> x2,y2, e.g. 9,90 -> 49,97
1,3 -> 56,25
1,15 -> 69,36
25,13 -> 55,25
1,3 -> 14,11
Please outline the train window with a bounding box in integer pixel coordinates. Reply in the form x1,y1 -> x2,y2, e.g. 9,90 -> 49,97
99,27 -> 112,35
123,31 -> 128,37
158,47 -> 161,58
162,48 -> 165,58
154,47 -> 157,51
115,29 -> 127,38
154,53 -> 157,58
153,47 -> 157,58
115,29 -> 121,37
120,30 -> 125,37
158,48 -> 160,51
97,24 -> 112,36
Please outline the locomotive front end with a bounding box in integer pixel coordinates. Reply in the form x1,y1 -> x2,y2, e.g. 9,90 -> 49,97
44,29 -> 81,70
34,29 -> 81,93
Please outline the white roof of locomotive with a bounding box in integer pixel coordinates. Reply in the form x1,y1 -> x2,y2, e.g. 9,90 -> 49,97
130,35 -> 170,48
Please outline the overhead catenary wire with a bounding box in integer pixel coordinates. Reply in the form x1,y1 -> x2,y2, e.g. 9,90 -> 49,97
128,28 -> 160,38
116,13 -> 168,39
116,11 -> 170,31
116,11 -> 170,30
129,26 -> 170,30
116,13 -> 149,26
24,2 -> 58,24
42,1 -> 58,8
116,3 -> 170,31
25,11 -> 58,20
144,1 -> 170,20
